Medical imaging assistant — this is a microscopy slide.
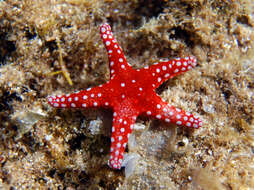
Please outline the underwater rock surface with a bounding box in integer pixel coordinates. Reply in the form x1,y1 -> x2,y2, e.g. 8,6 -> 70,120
0,0 -> 253,189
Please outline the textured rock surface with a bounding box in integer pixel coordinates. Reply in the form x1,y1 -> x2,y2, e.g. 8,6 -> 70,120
0,0 -> 253,189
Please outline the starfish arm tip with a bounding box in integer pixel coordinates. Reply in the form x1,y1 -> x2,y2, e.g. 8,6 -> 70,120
100,23 -> 111,34
182,115 -> 203,129
108,160 -> 122,170
48,95 -> 58,107
188,56 -> 197,68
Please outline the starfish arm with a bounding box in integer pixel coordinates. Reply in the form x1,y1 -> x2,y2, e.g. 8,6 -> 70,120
100,23 -> 132,77
139,56 -> 197,88
48,84 -> 111,108
109,110 -> 138,169
142,95 -> 202,129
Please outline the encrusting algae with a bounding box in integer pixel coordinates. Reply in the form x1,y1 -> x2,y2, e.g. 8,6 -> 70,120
0,0 -> 254,189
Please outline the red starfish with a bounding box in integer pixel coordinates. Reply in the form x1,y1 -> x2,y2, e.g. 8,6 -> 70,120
48,23 -> 202,169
